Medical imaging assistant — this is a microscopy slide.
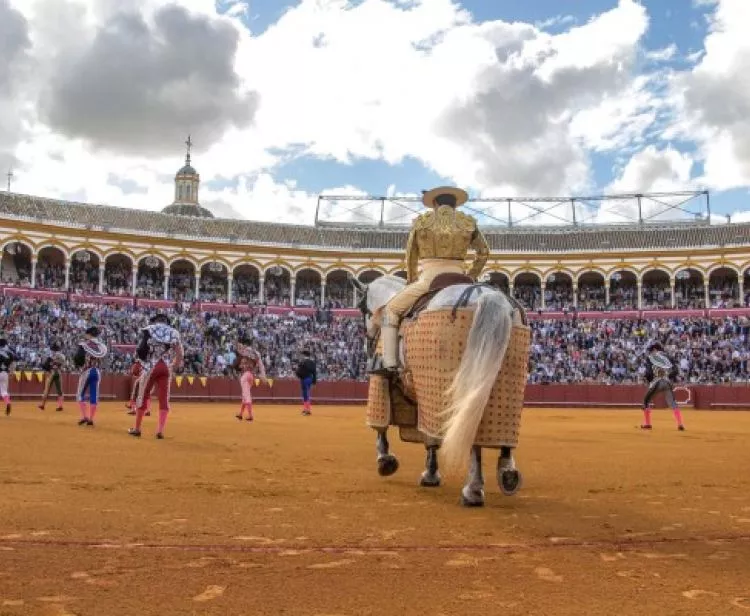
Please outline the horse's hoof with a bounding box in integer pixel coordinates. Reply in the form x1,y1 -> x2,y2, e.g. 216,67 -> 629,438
377,454 -> 399,477
419,472 -> 441,488
460,489 -> 485,507
499,469 -> 523,496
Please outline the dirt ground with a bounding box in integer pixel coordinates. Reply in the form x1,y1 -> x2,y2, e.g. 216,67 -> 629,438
0,401 -> 749,616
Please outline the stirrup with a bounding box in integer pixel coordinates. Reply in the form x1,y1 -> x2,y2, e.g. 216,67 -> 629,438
368,354 -> 398,376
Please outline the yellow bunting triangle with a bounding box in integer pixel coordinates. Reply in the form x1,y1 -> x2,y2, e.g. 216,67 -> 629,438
199,377 -> 207,387
175,376 -> 183,388
267,378 -> 274,388
14,371 -> 21,382
254,378 -> 260,387
36,372 -> 44,383
24,371 -> 33,381
187,376 -> 194,385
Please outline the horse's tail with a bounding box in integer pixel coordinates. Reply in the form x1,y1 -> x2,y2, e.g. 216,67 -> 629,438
438,290 -> 513,472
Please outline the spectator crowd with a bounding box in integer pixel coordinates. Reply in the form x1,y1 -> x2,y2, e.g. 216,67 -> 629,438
2,296 -> 750,384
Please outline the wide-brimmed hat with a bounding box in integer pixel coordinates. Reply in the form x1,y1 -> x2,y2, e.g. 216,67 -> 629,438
421,186 -> 469,208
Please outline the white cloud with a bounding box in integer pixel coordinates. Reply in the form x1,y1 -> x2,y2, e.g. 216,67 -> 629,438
1,0 -> 688,224
670,0 -> 750,191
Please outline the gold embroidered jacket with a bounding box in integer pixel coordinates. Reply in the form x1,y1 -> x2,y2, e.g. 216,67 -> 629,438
405,205 -> 490,283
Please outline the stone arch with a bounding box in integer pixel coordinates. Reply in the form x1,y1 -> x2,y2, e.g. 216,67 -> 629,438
103,252 -> 134,296
511,269 -> 542,285
673,267 -> 705,309
199,256 -> 232,272
1,238 -> 34,254
641,268 -> 672,309
576,270 -> 606,311
169,254 -> 199,270
323,263 -> 356,277
295,268 -> 322,307
70,245 -> 104,262
35,242 -> 70,260
607,265 -> 640,281
264,264 -> 292,305
168,258 -> 197,301
199,260 -> 229,302
512,271 -> 541,311
544,270 -> 574,311
325,268 -> 353,308
708,266 -> 739,308
35,246 -> 67,290
0,240 -> 33,286
135,255 -> 166,299
232,263 -> 261,304
68,249 -> 101,294
608,269 -> 638,310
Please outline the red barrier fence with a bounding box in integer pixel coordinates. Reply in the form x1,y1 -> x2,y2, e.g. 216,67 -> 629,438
8,373 -> 750,409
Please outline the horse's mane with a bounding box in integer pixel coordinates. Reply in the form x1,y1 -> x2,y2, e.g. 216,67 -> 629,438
367,275 -> 406,310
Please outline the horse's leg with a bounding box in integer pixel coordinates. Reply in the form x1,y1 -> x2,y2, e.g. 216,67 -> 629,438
376,428 -> 399,476
419,438 -> 441,487
460,445 -> 485,507
497,446 -> 523,496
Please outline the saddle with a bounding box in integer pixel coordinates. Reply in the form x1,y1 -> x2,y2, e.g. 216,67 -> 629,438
404,272 -> 474,320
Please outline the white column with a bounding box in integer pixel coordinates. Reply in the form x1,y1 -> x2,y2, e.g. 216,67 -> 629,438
98,264 -> 105,294
31,258 -> 37,289
227,276 -> 233,303
670,279 -> 676,309
259,276 -> 265,304
572,284 -> 578,310
605,279 -> 611,307
64,259 -> 70,290
131,268 -> 137,296
637,281 -> 643,310
540,283 -> 546,310
290,279 -> 296,306
194,273 -> 200,301
320,281 -> 326,306
164,274 -> 170,300
704,280 -> 710,309
739,277 -> 745,307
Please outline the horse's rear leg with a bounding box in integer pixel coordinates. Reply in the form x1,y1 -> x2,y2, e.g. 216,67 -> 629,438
460,445 -> 484,507
497,446 -> 523,496
376,428 -> 399,476
419,440 -> 441,487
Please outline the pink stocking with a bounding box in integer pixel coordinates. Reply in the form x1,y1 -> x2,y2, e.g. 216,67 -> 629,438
79,401 -> 88,419
89,404 -> 97,420
642,408 -> 652,426
672,408 -> 684,426
157,409 -> 168,433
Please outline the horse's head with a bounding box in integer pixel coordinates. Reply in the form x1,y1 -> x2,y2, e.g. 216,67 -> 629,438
350,275 -> 405,339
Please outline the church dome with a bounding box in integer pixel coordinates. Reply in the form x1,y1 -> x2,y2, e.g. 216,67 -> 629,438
162,203 -> 214,218
176,164 -> 197,177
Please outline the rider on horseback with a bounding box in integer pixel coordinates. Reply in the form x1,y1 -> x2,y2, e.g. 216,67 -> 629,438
369,186 -> 490,376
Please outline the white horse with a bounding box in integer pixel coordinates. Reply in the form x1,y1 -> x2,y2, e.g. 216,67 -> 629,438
352,275 -> 527,507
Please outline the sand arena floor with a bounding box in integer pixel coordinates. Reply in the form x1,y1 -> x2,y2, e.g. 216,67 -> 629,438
0,402 -> 749,615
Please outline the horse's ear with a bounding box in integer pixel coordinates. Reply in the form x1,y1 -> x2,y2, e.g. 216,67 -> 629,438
350,276 -> 367,293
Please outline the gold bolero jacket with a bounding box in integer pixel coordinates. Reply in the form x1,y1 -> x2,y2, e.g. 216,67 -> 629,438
405,205 -> 489,283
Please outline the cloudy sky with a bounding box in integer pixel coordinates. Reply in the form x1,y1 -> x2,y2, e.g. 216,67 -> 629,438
1,0 -> 749,226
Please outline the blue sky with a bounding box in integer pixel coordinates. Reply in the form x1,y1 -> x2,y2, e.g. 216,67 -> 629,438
215,0 -> 738,221
8,0 -> 750,225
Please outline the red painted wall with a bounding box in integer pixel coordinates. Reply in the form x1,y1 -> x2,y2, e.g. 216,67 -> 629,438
10,373 -> 750,410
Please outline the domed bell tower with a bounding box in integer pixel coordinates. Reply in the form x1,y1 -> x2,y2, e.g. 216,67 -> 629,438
162,135 -> 214,218
174,135 -> 199,205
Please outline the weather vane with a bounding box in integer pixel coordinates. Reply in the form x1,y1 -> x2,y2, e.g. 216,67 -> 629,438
6,168 -> 13,192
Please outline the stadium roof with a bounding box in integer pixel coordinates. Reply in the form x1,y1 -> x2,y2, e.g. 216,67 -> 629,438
1,191 -> 749,253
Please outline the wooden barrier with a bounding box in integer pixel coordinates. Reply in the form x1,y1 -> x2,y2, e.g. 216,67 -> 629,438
7,373 -> 750,410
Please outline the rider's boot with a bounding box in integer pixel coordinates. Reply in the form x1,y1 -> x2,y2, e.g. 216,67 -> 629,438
368,325 -> 399,376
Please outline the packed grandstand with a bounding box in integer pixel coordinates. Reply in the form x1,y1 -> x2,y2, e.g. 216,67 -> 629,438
2,152 -> 750,384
